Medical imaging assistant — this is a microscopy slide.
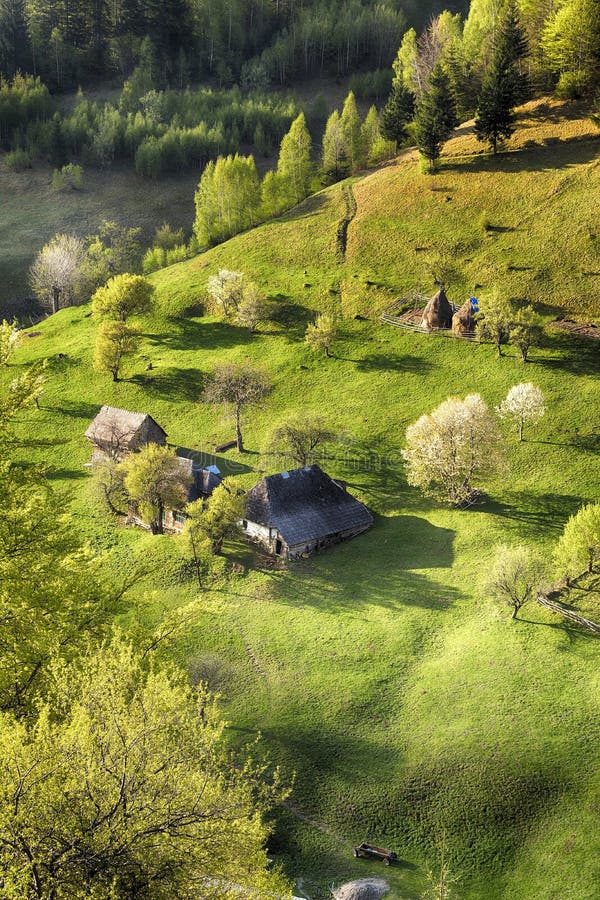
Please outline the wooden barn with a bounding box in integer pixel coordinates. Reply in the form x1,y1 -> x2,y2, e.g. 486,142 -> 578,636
242,465 -> 373,559
85,406 -> 222,533
85,405 -> 167,461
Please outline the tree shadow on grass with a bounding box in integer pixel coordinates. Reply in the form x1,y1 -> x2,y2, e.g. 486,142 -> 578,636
45,399 -> 100,419
474,492 -> 587,535
531,336 -> 600,378
129,366 -> 204,402
354,353 -> 434,374
46,467 -> 89,481
147,319 -> 253,352
441,133 -> 600,175
269,299 -> 313,341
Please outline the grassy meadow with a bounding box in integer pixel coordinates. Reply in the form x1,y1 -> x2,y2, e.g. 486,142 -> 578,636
6,99 -> 600,899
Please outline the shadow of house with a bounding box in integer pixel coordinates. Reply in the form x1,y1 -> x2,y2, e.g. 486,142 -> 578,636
129,366 -> 205,402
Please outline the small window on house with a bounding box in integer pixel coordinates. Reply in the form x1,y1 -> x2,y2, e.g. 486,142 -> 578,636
174,512 -> 186,526
242,519 -> 248,529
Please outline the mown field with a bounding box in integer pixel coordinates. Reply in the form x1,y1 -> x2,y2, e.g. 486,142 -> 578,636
8,99 -> 600,899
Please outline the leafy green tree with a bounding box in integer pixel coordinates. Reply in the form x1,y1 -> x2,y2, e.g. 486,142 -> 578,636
486,543 -> 547,619
83,221 -> 143,291
194,153 -> 261,246
276,111 -> 312,205
477,292 -> 512,356
541,0 -> 600,96
0,461 -> 110,711
340,91 -> 363,171
413,63 -> 458,170
186,478 -> 245,554
120,444 -> 192,535
0,635 -> 289,899
91,273 -> 154,321
0,361 -> 45,439
203,362 -> 271,453
266,415 -> 334,467
94,319 -> 139,382
321,110 -> 349,184
0,319 -> 20,366
305,312 -> 339,358
381,80 -> 415,148
510,305 -> 543,362
555,502 -> 600,580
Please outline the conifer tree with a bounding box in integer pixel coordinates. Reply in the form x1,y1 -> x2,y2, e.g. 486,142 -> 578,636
413,63 -> 458,170
474,55 -> 517,154
381,80 -> 415,147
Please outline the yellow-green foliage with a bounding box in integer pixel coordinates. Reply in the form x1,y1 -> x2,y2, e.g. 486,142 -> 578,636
5,97 -> 600,900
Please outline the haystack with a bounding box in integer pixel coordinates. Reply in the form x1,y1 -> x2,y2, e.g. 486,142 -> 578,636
452,299 -> 474,335
331,878 -> 389,900
421,287 -> 453,331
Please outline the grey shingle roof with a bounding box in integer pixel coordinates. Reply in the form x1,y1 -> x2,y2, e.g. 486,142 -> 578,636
246,465 -> 373,547
85,406 -> 167,449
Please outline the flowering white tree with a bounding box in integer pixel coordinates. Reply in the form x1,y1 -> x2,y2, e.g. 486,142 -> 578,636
402,393 -> 504,506
497,382 -> 546,442
29,234 -> 87,312
206,269 -> 245,316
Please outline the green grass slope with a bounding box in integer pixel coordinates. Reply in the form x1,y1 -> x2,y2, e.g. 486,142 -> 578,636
8,100 -> 600,900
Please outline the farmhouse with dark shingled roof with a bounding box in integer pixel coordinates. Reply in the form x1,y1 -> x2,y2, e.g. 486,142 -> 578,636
243,465 -> 373,559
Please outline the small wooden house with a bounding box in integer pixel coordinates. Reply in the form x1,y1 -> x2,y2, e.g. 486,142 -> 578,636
421,287 -> 453,331
242,465 -> 373,559
129,458 -> 222,533
85,406 -> 167,461
85,406 -> 222,533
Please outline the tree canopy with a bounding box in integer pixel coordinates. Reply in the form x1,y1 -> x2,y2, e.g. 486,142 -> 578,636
0,635 -> 290,899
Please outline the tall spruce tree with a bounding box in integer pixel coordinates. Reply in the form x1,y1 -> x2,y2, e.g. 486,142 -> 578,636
381,80 -> 415,147
413,63 -> 458,170
475,0 -> 529,153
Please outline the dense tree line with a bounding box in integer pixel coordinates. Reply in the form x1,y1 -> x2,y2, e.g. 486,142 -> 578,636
0,74 -> 300,174
0,0 -> 467,89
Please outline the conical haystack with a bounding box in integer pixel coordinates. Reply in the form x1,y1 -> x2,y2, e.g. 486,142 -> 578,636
421,287 -> 453,331
331,878 -> 389,900
452,299 -> 474,335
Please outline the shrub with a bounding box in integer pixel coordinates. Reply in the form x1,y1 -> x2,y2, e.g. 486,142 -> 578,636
4,149 -> 32,172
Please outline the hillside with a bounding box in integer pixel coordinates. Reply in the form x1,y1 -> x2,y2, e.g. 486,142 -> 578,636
8,100 -> 600,900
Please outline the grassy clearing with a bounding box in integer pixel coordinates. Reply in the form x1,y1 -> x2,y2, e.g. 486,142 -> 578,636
7,99 -> 600,899
0,162 -> 200,316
